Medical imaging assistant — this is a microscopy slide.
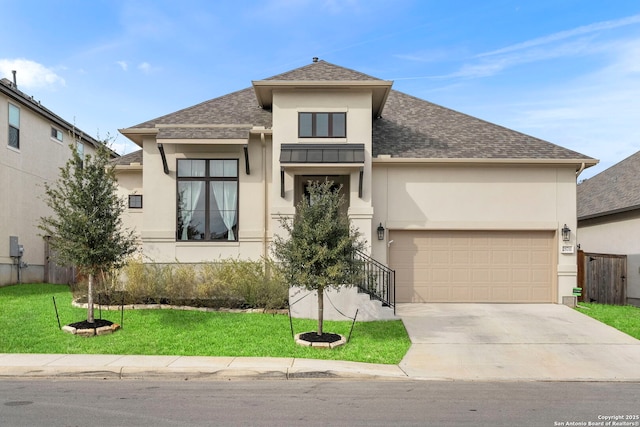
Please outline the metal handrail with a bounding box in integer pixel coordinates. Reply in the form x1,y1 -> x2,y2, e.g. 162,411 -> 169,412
354,249 -> 395,314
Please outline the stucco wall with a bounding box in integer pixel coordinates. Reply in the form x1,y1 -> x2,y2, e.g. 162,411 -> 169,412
371,163 -> 579,303
270,90 -> 374,245
578,211 -> 640,304
0,95 -> 96,285
137,134 -> 272,263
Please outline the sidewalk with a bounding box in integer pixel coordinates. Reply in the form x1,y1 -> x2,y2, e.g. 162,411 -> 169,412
0,353 -> 408,381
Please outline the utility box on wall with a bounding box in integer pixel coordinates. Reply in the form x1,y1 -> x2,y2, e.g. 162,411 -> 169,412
9,236 -> 23,257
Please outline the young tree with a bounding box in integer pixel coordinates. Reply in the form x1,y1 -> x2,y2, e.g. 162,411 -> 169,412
273,180 -> 365,336
39,139 -> 136,323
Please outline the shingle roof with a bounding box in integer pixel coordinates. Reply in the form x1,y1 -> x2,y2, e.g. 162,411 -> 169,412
131,87 -> 271,130
373,90 -> 591,160
111,149 -> 142,166
264,60 -> 383,81
577,150 -> 640,219
123,60 -> 595,162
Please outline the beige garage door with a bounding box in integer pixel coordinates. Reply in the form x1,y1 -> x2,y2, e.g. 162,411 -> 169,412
390,230 -> 555,303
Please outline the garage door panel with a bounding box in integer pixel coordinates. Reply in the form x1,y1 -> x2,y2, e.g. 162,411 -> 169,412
390,230 -> 555,303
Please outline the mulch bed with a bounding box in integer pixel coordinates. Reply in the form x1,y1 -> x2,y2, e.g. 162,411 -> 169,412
67,319 -> 114,329
298,332 -> 343,343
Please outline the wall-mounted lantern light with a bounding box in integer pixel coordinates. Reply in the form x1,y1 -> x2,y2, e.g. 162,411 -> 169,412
377,223 -> 385,241
561,224 -> 571,242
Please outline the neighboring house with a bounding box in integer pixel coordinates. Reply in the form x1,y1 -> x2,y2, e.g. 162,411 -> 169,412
117,59 -> 596,309
577,151 -> 640,307
0,75 -> 111,286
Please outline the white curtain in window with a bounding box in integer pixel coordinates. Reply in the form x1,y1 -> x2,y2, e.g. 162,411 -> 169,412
211,181 -> 237,240
179,161 -> 206,240
179,182 -> 204,240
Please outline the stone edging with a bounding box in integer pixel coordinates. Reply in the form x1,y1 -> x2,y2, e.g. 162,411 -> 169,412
62,323 -> 120,337
72,299 -> 288,315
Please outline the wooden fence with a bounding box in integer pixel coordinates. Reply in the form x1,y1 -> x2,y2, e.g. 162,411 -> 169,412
44,237 -> 76,285
577,250 -> 626,305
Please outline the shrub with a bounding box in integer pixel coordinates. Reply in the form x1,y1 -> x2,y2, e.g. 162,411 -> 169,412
110,257 -> 288,309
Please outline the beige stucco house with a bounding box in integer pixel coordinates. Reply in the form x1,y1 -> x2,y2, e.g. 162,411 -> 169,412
117,59 -> 597,311
1,76 -> 107,285
577,151 -> 640,306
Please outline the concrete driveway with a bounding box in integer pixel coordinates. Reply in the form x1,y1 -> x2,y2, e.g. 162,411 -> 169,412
397,303 -> 640,381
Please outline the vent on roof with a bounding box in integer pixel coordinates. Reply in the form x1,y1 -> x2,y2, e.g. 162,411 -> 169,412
312,57 -> 318,63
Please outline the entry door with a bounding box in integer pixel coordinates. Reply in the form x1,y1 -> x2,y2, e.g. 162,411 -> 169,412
295,175 -> 350,217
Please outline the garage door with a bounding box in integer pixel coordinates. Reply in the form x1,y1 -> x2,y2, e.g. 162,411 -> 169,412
390,230 -> 555,303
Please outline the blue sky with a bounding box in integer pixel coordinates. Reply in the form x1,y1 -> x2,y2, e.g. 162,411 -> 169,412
1,0 -> 639,180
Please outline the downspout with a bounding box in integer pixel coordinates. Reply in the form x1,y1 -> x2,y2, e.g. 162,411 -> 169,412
576,162 -> 586,178
262,132 -> 268,260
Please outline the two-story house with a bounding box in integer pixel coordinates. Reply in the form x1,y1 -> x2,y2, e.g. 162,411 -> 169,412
1,75 -> 110,285
117,59 -> 596,313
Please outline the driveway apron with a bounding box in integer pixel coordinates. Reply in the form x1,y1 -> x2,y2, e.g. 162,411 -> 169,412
396,303 -> 640,381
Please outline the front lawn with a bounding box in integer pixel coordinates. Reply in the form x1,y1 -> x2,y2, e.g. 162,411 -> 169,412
0,283 -> 410,365
575,303 -> 640,340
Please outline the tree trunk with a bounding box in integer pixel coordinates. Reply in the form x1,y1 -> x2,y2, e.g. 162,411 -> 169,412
317,287 -> 323,336
87,273 -> 95,323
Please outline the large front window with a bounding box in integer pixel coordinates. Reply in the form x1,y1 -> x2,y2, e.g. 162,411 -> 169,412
299,112 -> 346,138
177,159 -> 238,241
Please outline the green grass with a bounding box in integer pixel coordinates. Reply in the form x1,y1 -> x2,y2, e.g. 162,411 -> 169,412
576,303 -> 640,340
0,283 -> 410,365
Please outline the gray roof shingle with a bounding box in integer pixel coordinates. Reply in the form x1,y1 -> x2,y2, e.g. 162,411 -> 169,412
124,60 -> 595,162
111,149 -> 142,166
373,90 -> 592,160
577,150 -> 640,219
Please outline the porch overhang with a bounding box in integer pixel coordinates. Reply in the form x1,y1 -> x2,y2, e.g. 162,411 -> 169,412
280,143 -> 365,164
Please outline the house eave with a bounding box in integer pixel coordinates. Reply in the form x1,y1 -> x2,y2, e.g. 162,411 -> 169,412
118,127 -> 158,146
156,138 -> 248,145
578,204 -> 640,222
373,157 -> 599,170
114,164 -> 143,171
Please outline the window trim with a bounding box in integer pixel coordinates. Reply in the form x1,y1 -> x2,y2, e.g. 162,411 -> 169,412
8,103 -> 20,149
128,194 -> 143,209
298,112 -> 346,138
176,158 -> 239,242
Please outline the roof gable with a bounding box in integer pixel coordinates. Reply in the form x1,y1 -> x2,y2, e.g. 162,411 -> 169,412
578,150 -> 640,219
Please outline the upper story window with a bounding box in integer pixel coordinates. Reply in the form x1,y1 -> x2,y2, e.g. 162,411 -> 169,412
8,103 -> 20,149
51,127 -> 63,142
76,141 -> 84,168
299,112 -> 346,138
177,159 -> 238,242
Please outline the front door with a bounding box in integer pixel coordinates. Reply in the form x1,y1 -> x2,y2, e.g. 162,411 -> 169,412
294,175 -> 350,217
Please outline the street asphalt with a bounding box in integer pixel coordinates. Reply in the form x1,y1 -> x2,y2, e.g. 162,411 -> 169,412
2,304 -> 639,382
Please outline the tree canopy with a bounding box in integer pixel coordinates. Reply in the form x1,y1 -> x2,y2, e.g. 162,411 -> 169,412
273,180 -> 364,335
39,140 -> 136,322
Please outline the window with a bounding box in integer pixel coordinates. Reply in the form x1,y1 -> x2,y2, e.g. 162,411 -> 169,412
299,112 -> 346,138
76,141 -> 84,168
177,159 -> 238,241
128,194 -> 143,209
8,103 -> 19,149
51,127 -> 63,142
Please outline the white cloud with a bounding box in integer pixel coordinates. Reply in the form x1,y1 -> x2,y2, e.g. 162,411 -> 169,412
478,14 -> 640,58
117,61 -> 128,71
138,62 -> 151,73
0,58 -> 65,90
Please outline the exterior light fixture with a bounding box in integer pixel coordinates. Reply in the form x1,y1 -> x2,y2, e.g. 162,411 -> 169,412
377,223 -> 385,241
561,224 -> 571,242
